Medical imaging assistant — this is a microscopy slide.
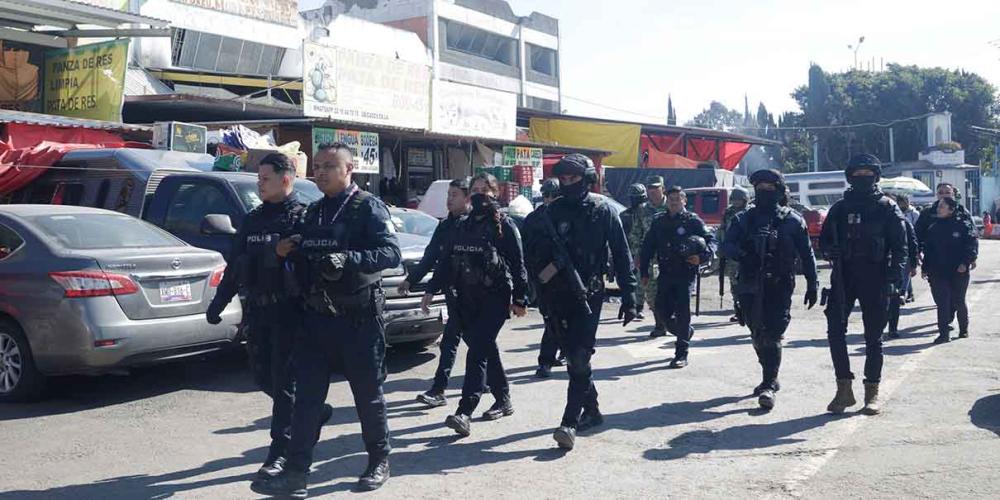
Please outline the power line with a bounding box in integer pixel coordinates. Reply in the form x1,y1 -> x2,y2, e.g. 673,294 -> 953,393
736,112 -> 935,132
560,94 -> 666,121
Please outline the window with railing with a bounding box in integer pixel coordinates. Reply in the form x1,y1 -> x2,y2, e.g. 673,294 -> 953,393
441,19 -> 518,68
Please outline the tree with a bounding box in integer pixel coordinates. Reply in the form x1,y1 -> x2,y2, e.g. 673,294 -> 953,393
792,64 -> 1000,169
667,95 -> 677,126
685,101 -> 744,130
756,102 -> 776,136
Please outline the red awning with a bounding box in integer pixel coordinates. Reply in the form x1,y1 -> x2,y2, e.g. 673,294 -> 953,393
640,133 -> 753,170
0,123 -> 127,195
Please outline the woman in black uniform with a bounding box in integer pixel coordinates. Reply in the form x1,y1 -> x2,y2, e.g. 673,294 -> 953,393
922,197 -> 978,344
425,172 -> 528,436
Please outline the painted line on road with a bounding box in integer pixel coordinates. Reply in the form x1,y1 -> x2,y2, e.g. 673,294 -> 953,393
772,268 -> 1000,499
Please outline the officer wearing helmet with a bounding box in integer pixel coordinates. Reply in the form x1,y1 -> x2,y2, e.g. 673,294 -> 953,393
820,153 -> 907,416
540,178 -> 561,206
721,169 -> 818,410
620,183 -> 649,319
522,154 -> 637,450
640,185 -> 717,369
717,186 -> 750,320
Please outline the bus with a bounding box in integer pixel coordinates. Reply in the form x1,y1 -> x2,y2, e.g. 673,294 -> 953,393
784,171 -> 847,208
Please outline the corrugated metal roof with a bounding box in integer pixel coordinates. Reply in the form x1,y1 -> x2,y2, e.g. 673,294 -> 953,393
0,109 -> 151,131
124,67 -> 172,96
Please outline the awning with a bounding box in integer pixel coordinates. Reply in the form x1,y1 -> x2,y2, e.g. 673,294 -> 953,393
0,0 -> 169,48
0,109 -> 150,133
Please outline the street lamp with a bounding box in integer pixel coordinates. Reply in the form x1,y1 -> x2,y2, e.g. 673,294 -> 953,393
848,36 -> 865,70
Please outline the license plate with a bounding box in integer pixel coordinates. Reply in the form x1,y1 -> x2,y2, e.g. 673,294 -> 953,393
160,281 -> 192,303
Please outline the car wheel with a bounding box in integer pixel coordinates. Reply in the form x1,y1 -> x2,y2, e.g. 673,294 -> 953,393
0,320 -> 46,403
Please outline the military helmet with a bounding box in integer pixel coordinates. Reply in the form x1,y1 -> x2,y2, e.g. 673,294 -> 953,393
540,178 -> 560,196
675,235 -> 708,259
628,183 -> 647,199
730,186 -> 749,202
845,153 -> 882,179
749,169 -> 784,187
552,154 -> 596,179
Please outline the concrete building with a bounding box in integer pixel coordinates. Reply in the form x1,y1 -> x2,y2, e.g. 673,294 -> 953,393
302,0 -> 561,113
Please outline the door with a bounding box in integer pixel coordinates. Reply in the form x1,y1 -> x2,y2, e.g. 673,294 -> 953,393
161,180 -> 241,256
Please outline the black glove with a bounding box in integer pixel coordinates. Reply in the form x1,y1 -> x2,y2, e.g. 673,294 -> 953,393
206,300 -> 224,325
804,284 -> 818,310
619,303 -> 637,327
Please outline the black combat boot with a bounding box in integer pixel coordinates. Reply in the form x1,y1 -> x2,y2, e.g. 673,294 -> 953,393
251,468 -> 308,499
445,413 -> 471,436
577,408 -> 605,432
357,456 -> 390,491
482,398 -> 514,420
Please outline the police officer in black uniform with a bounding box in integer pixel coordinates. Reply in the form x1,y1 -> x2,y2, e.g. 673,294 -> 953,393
206,152 -> 333,481
820,153 -> 907,417
251,143 -> 401,497
424,172 -> 528,437
535,177 -> 567,378
722,169 -> 818,409
640,186 -> 717,369
403,178 -> 471,407
522,154 -> 637,451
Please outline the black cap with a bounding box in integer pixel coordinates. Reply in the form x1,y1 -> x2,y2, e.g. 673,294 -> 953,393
749,169 -> 784,186
552,154 -> 595,178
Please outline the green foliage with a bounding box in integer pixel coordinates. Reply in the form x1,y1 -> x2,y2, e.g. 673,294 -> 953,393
792,64 -> 1000,169
685,101 -> 745,130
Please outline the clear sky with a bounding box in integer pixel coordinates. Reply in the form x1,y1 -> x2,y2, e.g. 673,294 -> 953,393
302,0 -> 1000,126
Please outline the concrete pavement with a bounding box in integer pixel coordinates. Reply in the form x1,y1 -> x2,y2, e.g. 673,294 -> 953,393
2,243 -> 999,499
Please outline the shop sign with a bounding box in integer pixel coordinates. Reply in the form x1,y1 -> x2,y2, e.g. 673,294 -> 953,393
313,127 -> 380,175
303,42 -> 431,130
43,39 -> 128,122
503,145 -> 544,180
407,148 -> 433,167
431,80 -> 516,140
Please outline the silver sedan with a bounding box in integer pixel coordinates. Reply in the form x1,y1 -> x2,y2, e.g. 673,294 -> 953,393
0,205 -> 241,402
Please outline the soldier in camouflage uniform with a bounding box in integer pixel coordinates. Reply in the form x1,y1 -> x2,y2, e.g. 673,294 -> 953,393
632,175 -> 669,337
717,186 -> 749,321
620,183 -> 648,319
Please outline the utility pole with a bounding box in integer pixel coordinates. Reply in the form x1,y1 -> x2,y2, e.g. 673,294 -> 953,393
848,36 -> 865,69
888,127 -> 896,164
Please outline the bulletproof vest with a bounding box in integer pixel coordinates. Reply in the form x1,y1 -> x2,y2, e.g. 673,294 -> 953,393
242,202 -> 304,296
449,215 -> 506,293
744,207 -> 797,281
298,191 -> 380,298
551,194 -> 609,289
655,212 -> 695,268
840,195 -> 890,262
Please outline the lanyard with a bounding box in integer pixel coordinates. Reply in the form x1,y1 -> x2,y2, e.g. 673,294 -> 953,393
319,184 -> 359,226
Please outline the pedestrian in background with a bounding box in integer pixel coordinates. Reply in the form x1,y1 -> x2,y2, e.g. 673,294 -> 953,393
885,194 -> 919,339
922,197 -> 978,344
629,176 -> 668,337
534,178 -> 567,378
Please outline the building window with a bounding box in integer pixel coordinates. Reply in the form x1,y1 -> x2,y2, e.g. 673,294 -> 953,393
442,20 -> 518,67
171,28 -> 285,76
528,43 -> 557,77
526,95 -> 559,113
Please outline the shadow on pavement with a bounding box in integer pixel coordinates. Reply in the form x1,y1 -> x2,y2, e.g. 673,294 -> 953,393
643,413 -> 850,461
588,395 -> 755,438
969,392 -> 1000,437
0,352 -> 257,422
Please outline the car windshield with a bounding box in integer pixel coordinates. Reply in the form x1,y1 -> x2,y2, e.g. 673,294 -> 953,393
390,209 -> 439,237
28,213 -> 183,249
233,178 -> 324,210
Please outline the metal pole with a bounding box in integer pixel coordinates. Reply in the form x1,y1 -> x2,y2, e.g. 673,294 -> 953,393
813,136 -> 820,172
889,127 -> 895,163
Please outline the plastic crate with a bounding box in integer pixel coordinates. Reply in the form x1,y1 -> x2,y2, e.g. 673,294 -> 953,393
494,166 -> 514,182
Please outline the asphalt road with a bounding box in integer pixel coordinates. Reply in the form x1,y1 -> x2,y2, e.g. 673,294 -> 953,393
2,244 -> 999,499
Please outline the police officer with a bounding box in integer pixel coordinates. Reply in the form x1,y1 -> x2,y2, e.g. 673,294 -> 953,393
423,172 -> 528,437
251,143 -> 401,497
206,153 -> 332,481
403,178 -> 471,407
722,170 -> 818,409
641,186 -> 716,369
629,176 -> 669,336
820,153 -> 907,416
718,186 -> 749,320
921,196 -> 978,343
535,177 -> 567,378
620,183 -> 649,320
522,154 -> 637,450
915,183 -> 976,258
885,194 -> 919,340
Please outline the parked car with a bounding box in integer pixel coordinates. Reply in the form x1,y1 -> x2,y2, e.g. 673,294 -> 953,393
972,216 -> 985,237
389,207 -> 439,238
788,201 -> 827,249
0,205 -> 241,402
7,151 -> 448,348
416,179 -> 451,219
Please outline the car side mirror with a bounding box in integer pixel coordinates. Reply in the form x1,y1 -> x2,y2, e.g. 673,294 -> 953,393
201,214 -> 237,235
